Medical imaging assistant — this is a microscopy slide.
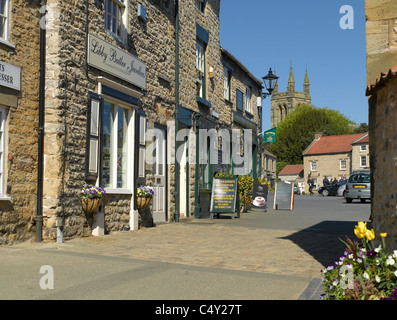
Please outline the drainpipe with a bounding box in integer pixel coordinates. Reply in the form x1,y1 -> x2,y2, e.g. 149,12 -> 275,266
174,0 -> 180,223
36,0 -> 47,243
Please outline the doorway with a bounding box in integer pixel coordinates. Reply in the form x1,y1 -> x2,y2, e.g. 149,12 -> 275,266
152,127 -> 167,223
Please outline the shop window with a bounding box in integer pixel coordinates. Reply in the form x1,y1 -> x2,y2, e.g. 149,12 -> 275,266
102,101 -> 131,189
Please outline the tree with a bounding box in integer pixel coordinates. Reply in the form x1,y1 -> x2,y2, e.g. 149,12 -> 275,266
268,104 -> 354,165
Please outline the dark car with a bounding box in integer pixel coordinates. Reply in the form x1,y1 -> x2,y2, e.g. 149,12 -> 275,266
318,181 -> 347,197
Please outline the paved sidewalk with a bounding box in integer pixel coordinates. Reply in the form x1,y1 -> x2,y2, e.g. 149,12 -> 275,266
3,195 -> 370,300
2,213 -> 326,300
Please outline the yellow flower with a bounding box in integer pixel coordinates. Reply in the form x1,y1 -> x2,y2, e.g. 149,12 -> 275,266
354,221 -> 368,239
365,229 -> 375,241
380,233 -> 388,238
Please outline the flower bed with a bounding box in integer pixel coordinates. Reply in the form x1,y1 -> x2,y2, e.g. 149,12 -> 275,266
321,221 -> 397,300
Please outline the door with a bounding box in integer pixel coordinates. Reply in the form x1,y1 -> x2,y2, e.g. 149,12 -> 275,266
179,139 -> 188,218
152,128 -> 166,223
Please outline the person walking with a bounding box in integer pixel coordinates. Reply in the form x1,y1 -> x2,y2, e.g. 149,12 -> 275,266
308,174 -> 314,195
323,176 -> 329,186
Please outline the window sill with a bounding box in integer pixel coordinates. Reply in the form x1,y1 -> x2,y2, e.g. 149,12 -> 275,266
196,96 -> 212,108
0,196 -> 11,201
104,188 -> 133,195
0,38 -> 15,49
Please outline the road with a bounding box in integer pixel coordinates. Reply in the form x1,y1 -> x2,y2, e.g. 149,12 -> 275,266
0,194 -> 371,302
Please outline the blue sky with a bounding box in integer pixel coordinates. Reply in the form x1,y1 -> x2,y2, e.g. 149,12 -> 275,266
220,0 -> 367,132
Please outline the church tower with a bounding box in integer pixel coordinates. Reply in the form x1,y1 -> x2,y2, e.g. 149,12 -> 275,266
270,67 -> 312,129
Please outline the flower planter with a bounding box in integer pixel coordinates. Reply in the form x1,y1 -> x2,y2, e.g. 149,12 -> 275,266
137,197 -> 152,210
81,198 -> 102,214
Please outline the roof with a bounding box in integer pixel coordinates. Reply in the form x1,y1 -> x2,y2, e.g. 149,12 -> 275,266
366,66 -> 397,96
279,164 -> 304,176
303,133 -> 367,156
352,133 -> 369,144
221,48 -> 263,87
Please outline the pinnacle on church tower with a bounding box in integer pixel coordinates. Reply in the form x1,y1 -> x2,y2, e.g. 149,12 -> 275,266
304,68 -> 310,95
287,66 -> 295,93
273,70 -> 278,94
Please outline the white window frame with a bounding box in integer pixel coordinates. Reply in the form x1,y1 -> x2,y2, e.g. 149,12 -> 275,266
224,67 -> 231,101
102,99 -> 134,194
104,0 -> 128,43
0,0 -> 10,42
340,159 -> 347,171
360,145 -> 367,152
310,161 -> 317,172
196,40 -> 205,98
0,107 -> 7,197
245,85 -> 252,113
360,155 -> 367,167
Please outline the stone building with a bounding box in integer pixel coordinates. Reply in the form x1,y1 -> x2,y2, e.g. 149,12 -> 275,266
365,0 -> 397,250
0,0 -> 41,244
351,133 -> 370,172
302,133 -> 368,191
270,67 -> 311,128
0,0 -> 263,243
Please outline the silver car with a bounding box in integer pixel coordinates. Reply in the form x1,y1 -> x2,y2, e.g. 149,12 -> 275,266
344,172 -> 370,203
337,181 -> 347,197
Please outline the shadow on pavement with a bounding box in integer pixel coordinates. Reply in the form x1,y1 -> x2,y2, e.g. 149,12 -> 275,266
280,220 -> 373,268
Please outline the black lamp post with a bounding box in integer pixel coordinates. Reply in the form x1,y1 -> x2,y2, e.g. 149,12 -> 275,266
258,68 -> 279,179
262,68 -> 279,98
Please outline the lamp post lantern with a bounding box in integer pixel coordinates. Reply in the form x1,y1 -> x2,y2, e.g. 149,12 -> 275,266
258,68 -> 279,179
262,68 -> 279,98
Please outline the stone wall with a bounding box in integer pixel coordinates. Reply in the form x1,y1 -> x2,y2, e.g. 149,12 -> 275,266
368,76 -> 397,251
0,0 -> 41,244
366,0 -> 397,84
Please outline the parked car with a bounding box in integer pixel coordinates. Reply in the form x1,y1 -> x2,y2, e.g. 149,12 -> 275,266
344,172 -> 371,203
318,180 -> 346,197
337,182 -> 347,197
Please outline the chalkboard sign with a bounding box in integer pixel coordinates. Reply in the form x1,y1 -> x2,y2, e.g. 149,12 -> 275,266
252,183 -> 268,212
210,177 -> 240,219
273,181 -> 294,211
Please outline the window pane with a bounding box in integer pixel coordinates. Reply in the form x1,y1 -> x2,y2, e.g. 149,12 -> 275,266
117,107 -> 128,188
0,0 -> 6,16
102,102 -> 112,188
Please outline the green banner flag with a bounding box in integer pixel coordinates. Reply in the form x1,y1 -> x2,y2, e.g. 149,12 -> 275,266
264,127 -> 277,143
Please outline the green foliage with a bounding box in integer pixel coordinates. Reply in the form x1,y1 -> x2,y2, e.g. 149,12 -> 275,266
268,104 -> 354,164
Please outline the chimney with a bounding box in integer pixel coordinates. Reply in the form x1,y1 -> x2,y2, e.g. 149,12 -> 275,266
315,132 -> 323,140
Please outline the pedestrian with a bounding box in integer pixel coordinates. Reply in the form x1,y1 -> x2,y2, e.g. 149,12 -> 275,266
308,175 -> 314,195
323,176 -> 329,186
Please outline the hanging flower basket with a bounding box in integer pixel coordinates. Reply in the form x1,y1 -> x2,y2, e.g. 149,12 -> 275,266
81,185 -> 106,214
137,197 -> 152,210
81,198 -> 103,214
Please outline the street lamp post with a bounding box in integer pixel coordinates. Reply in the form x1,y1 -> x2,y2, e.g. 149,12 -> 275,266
258,68 -> 279,179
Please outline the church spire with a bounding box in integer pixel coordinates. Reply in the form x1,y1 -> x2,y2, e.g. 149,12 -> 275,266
304,68 -> 310,95
273,69 -> 278,94
287,66 -> 295,93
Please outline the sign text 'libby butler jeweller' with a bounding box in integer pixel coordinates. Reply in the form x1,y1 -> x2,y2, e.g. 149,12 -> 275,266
87,34 -> 146,90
